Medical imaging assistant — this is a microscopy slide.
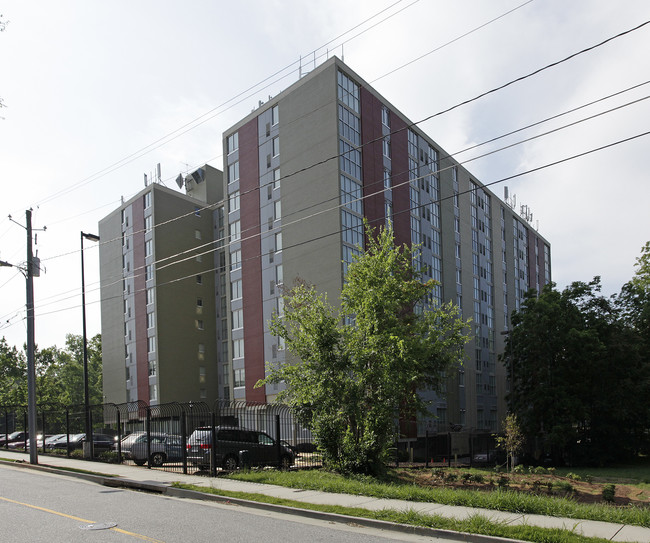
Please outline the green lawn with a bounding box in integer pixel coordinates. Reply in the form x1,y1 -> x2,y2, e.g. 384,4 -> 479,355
172,482 -> 615,543
225,467 -> 650,527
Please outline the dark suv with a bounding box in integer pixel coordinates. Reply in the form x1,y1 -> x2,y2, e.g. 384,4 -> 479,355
187,427 -> 294,471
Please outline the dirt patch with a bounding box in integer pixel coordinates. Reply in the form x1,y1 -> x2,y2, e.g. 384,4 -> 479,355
394,468 -> 650,507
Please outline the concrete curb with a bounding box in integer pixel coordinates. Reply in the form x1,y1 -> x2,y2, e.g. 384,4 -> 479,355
1,458 -> 523,543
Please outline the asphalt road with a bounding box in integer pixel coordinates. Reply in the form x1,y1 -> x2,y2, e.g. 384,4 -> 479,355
0,464 -> 459,542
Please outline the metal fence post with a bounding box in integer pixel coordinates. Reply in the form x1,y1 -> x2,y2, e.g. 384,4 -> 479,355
275,415 -> 281,467
65,409 -> 70,458
116,410 -> 122,464
181,411 -> 187,475
210,412 -> 217,477
425,430 -> 429,468
89,406 -> 94,459
146,407 -> 151,469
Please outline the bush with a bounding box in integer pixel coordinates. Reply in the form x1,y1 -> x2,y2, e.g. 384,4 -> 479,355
471,473 -> 485,484
513,464 -> 526,474
566,472 -> 582,481
602,484 -> 616,503
532,466 -> 547,475
497,475 -> 509,489
98,451 -> 122,464
554,481 -> 574,495
585,475 -> 593,484
461,472 -> 472,484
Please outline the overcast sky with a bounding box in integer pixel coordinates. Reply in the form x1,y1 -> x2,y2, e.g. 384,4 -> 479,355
1,0 -> 649,351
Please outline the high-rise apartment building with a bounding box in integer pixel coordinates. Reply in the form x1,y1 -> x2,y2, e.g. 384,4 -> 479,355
99,167 -> 223,405
99,57 -> 550,435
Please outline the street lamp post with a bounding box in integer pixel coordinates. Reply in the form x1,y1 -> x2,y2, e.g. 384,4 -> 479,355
81,231 -> 100,459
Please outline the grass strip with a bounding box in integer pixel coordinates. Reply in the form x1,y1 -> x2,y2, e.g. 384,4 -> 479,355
171,482 -> 612,543
226,470 -> 650,527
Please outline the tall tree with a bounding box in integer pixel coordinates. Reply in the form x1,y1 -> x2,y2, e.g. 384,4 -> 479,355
260,225 -> 469,475
503,276 -> 649,465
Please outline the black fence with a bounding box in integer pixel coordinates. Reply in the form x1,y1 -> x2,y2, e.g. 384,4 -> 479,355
1,401 -> 320,474
2,403 -> 498,474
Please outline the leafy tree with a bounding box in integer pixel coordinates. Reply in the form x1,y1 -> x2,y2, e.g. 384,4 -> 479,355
259,225 -> 469,475
0,334 -> 103,410
503,276 -> 649,465
495,413 -> 524,472
0,337 -> 26,407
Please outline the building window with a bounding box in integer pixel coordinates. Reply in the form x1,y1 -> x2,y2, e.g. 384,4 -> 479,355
145,264 -> 153,282
227,132 -> 238,154
145,239 -> 153,258
383,169 -> 391,190
149,384 -> 157,402
275,232 -> 283,252
274,200 -> 281,221
276,265 -> 283,286
196,319 -> 204,330
232,308 -> 243,330
233,338 -> 244,359
196,274 -> 203,285
147,336 -> 155,353
230,220 -> 241,242
231,279 -> 242,300
382,138 -> 391,159
272,136 -> 280,158
337,71 -> 360,113
144,192 -> 152,209
234,368 -> 245,388
381,106 -> 390,127
272,168 -> 281,189
148,360 -> 157,376
271,104 -> 279,126
146,287 -> 155,305
230,249 -> 241,271
228,161 -> 239,183
195,229 -> 201,240
229,191 -> 240,213
199,366 -> 206,384
147,312 -> 155,329
277,297 -> 284,317
144,215 -> 152,233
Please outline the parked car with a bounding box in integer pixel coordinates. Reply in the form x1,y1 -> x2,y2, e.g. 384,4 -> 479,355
187,427 -> 294,471
46,433 -> 115,454
117,432 -> 184,467
0,431 -> 29,447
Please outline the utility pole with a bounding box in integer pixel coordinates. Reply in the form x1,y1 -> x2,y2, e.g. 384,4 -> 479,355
25,209 -> 38,464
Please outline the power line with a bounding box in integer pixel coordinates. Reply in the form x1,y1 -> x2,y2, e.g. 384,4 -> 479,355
10,129 -> 650,327
7,79 -> 647,320
29,0 -> 418,210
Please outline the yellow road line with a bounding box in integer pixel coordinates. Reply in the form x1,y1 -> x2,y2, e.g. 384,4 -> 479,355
0,496 -> 165,542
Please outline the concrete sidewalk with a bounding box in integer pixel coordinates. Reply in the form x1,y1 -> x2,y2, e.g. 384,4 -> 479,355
1,449 -> 648,543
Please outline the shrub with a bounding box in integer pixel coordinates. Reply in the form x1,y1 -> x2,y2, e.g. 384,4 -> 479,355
530,479 -> 543,493
446,472 -> 458,482
513,464 -> 526,474
585,475 -> 593,484
566,472 -> 582,481
554,481 -> 574,495
602,484 -> 616,503
461,472 -> 472,484
471,473 -> 485,484
433,468 -> 446,480
70,449 -> 85,460
497,475 -> 509,489
98,451 -> 122,464
532,466 -> 547,475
